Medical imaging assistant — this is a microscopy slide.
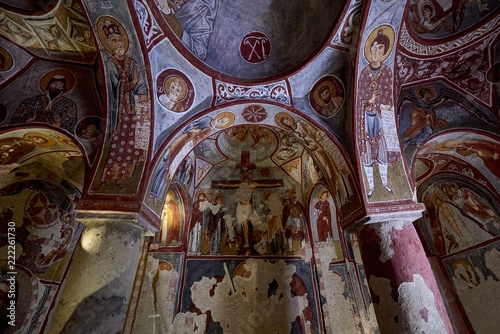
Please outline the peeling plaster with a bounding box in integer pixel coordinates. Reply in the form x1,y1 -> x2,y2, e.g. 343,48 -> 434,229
370,274 -> 446,334
377,221 -> 406,263
175,259 -> 310,334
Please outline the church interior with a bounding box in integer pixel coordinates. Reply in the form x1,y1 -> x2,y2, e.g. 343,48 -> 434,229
1,0 -> 500,333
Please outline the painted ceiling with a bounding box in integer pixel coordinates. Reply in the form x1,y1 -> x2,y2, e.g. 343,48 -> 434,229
0,0 -> 498,229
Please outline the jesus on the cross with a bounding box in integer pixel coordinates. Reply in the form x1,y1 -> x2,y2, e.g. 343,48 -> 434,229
211,151 -> 283,250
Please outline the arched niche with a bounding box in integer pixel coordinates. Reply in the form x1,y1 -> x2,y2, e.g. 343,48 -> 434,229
0,126 -> 88,193
412,130 -> 500,197
143,103 -> 363,255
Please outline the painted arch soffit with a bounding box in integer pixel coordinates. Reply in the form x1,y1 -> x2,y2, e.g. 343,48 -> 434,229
413,130 -> 500,197
144,104 -> 363,225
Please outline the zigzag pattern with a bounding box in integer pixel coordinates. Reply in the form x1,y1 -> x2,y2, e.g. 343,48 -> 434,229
399,18 -> 500,56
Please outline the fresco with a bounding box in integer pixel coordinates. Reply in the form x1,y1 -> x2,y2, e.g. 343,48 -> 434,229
418,131 -> 500,190
309,75 -> 345,117
356,24 -> 412,202
0,128 -> 84,190
0,62 -> 104,164
90,15 -> 151,194
398,82 -> 498,161
159,186 -> 186,247
153,0 -> 343,79
177,258 -> 319,333
310,186 -> 337,243
0,180 -> 82,285
0,0 -> 98,64
442,241 -> 500,334
131,252 -> 183,334
395,37 -> 494,106
156,68 -> 194,113
406,0 -> 500,40
419,179 -> 500,256
147,106 -> 362,230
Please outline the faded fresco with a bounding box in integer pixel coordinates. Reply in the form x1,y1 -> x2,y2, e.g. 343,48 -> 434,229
177,258 -> 319,333
131,252 -> 183,334
0,179 -> 82,332
419,179 -> 500,256
442,241 -> 500,334
158,186 -> 186,247
0,128 -> 85,190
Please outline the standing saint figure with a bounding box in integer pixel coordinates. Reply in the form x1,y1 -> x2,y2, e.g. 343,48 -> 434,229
315,190 -> 332,242
92,17 -> 149,191
282,189 -> 307,253
263,190 -> 285,255
160,190 -> 181,246
357,26 -> 395,198
188,190 -> 206,254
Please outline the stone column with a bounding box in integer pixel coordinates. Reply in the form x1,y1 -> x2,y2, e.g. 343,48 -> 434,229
356,220 -> 453,334
45,212 -> 153,334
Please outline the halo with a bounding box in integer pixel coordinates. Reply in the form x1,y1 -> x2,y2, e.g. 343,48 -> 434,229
195,190 -> 205,200
214,112 -> 235,129
96,15 -> 130,55
39,69 -> 76,94
158,260 -> 173,271
23,132 -> 56,147
314,81 -> 335,107
0,46 -> 14,72
214,193 -> 225,203
416,85 -> 436,99
166,189 -> 175,199
364,25 -> 395,64
263,190 -> 273,200
421,1 -> 436,17
57,136 -> 78,147
317,189 -> 330,200
274,112 -> 296,130
164,75 -> 187,101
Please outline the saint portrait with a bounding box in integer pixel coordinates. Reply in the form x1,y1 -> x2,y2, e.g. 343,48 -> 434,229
156,69 -> 194,112
357,25 -> 398,199
91,16 -> 149,192
310,76 -> 344,117
10,69 -> 77,133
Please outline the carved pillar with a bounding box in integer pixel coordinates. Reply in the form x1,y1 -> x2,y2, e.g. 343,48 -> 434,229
356,220 -> 453,334
45,212 -> 153,334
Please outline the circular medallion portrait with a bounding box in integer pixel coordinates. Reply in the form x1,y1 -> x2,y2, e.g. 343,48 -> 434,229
310,76 -> 345,117
156,69 -> 194,113
75,116 -> 103,141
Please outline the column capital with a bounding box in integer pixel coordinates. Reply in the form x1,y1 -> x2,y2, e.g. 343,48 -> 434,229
346,204 -> 425,233
75,210 -> 156,236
